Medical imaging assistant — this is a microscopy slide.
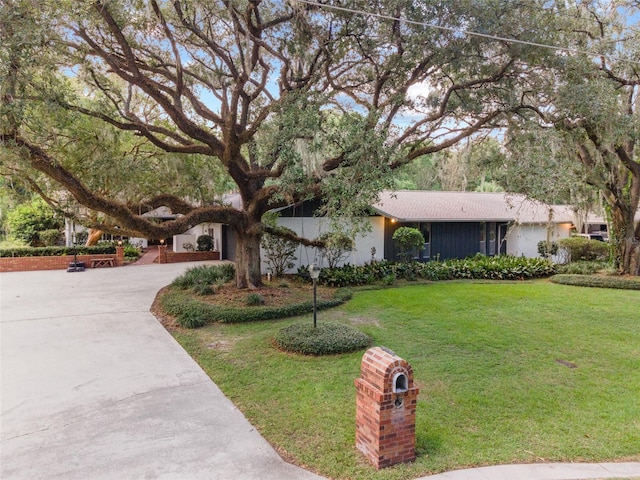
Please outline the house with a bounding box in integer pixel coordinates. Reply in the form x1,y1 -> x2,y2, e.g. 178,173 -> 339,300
372,191 -> 574,261
275,191 -> 575,270
64,190 -> 582,269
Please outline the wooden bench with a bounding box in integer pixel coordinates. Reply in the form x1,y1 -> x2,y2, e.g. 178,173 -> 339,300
90,258 -> 115,268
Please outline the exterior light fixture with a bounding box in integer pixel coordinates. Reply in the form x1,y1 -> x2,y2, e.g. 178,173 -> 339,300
309,263 -> 321,328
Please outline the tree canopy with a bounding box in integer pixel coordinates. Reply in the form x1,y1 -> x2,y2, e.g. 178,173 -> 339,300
505,1 -> 640,274
4,0 -> 637,283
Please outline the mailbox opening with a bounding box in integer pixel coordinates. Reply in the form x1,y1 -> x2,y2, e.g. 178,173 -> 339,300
393,372 -> 408,393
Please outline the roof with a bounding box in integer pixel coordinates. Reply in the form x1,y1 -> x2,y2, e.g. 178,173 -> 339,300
371,191 -> 575,224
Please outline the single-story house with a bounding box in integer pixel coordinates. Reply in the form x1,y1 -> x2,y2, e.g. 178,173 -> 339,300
276,191 -> 575,269
68,190 -> 639,271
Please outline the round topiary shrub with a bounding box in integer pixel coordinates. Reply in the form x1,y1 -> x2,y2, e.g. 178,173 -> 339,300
196,234 -> 215,251
273,322 -> 372,355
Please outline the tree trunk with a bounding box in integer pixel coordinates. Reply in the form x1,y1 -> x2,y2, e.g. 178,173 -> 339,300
627,242 -> 640,276
234,230 -> 263,289
86,229 -> 103,246
609,205 -> 639,275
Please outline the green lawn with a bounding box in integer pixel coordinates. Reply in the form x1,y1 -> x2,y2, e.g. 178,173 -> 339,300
172,280 -> 640,480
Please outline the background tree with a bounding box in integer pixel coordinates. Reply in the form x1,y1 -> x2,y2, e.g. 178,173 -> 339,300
509,1 -> 640,275
5,197 -> 63,246
1,0 -> 562,287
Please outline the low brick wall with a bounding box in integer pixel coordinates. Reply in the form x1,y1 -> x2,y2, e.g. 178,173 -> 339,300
158,247 -> 220,264
0,247 -> 125,273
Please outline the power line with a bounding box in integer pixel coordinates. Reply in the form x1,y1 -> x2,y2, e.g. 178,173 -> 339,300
294,0 -> 640,67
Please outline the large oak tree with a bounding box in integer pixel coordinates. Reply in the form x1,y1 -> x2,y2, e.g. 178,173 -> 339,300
2,0 -> 556,287
507,1 -> 640,275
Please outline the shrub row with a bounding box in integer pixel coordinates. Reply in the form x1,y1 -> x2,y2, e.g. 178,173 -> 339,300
160,287 -> 353,328
303,255 -> 557,288
171,263 -> 235,289
0,245 -> 116,258
557,260 -> 612,275
273,322 -> 372,356
550,274 -> 640,290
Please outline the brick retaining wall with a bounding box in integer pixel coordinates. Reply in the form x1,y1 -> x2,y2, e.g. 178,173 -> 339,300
0,247 -> 125,273
158,246 -> 220,264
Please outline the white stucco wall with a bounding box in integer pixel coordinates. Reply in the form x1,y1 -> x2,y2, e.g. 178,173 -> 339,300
505,223 -> 572,258
178,223 -> 223,253
273,216 -> 385,272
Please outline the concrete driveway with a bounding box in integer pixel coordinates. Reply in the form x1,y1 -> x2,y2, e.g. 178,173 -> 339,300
2,263 -> 639,480
0,263 -> 324,480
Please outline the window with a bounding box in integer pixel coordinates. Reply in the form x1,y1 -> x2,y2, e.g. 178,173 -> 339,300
479,223 -> 486,255
421,223 -> 431,260
488,222 -> 496,256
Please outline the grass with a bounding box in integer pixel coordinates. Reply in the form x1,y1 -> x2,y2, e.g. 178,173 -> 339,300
170,280 -> 640,480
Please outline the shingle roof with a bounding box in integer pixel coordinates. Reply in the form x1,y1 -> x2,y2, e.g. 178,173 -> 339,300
371,191 -> 574,224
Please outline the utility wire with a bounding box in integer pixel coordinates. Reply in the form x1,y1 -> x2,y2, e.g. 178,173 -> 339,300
294,0 -> 640,66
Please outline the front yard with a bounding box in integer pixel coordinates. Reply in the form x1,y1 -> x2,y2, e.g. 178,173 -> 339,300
169,280 -> 640,480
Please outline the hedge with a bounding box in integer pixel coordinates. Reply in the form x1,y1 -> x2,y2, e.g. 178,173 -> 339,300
273,322 -> 372,356
0,245 -> 116,258
305,255 -> 557,288
550,274 -> 640,290
160,287 -> 353,328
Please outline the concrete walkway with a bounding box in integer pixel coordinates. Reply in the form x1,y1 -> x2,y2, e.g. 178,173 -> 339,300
1,264 -> 639,480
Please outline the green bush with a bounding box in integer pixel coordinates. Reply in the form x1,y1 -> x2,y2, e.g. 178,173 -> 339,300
558,237 -> 610,262
6,199 -> 64,246
272,322 -> 372,355
550,274 -> 640,290
0,245 -> 116,257
318,232 -> 354,268
171,264 -> 235,289
537,240 -> 558,258
392,227 -> 424,261
382,273 -> 396,286
192,283 -> 215,296
261,226 -> 298,277
245,293 -> 266,306
196,234 -> 215,251
557,260 -> 610,275
39,229 -> 63,247
307,256 -> 557,287
160,288 -> 352,328
123,243 -> 140,259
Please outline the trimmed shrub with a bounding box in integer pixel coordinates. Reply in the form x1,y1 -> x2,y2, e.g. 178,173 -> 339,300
160,287 -> 352,328
558,237 -> 610,262
273,322 -> 372,355
196,234 -> 215,251
0,245 -> 116,257
550,274 -> 640,290
392,227 -> 424,261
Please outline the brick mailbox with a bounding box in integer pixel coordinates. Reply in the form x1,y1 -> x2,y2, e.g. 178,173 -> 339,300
355,346 -> 419,469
